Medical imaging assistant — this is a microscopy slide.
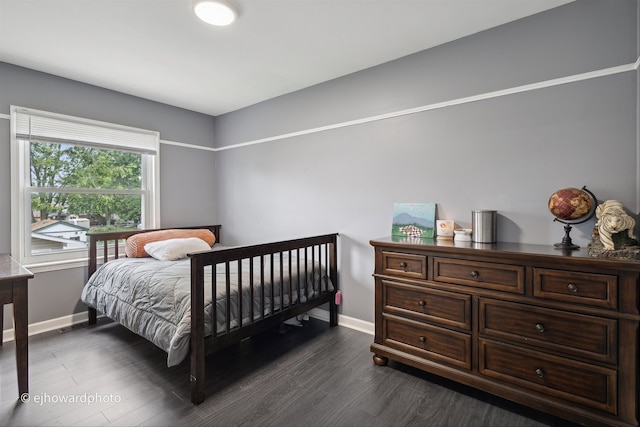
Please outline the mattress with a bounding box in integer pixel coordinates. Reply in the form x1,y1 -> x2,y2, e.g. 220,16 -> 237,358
80,250 -> 333,366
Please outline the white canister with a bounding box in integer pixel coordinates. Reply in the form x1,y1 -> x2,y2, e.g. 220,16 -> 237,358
454,228 -> 472,242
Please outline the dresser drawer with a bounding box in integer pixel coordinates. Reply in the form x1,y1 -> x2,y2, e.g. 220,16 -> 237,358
383,280 -> 471,330
479,339 -> 617,414
381,251 -> 427,279
533,268 -> 618,309
433,257 -> 525,294
383,314 -> 471,370
479,299 -> 616,364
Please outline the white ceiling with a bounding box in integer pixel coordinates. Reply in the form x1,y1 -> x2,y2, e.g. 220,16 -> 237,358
0,0 -> 573,116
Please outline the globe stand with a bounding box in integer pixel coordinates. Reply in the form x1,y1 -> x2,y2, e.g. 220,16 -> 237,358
553,221 -> 579,250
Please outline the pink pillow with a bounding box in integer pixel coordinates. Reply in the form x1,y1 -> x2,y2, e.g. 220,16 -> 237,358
125,229 -> 215,258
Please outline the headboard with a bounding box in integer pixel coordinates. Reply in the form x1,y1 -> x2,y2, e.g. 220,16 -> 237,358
88,224 -> 221,276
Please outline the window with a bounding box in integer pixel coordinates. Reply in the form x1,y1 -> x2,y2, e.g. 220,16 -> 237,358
10,106 -> 160,270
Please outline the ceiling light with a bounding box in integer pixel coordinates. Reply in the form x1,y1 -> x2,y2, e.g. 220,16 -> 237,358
193,0 -> 237,26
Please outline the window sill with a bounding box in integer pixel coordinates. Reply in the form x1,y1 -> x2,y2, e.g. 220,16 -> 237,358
22,257 -> 89,274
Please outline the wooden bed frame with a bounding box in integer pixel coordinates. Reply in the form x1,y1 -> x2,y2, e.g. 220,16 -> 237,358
86,224 -> 339,405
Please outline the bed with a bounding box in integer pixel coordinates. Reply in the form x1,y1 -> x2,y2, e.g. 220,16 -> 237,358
81,225 -> 339,404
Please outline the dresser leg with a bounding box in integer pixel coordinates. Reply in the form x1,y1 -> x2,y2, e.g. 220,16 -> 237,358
373,354 -> 388,366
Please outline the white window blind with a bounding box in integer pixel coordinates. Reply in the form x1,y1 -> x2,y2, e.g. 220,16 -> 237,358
13,106 -> 159,154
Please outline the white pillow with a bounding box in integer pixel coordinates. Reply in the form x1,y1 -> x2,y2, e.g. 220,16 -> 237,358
144,237 -> 212,261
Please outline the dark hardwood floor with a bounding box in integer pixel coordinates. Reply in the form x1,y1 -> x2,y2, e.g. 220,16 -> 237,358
0,318 -> 580,426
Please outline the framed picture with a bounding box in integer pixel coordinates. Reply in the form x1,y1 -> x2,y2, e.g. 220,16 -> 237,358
392,202 -> 436,238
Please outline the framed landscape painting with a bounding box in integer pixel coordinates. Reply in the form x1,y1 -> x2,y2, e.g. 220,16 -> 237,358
392,202 -> 436,238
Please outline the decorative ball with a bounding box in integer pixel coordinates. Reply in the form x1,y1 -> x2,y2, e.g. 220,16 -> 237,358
548,187 -> 594,221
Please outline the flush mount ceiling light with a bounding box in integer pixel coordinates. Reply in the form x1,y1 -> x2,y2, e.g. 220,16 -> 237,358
193,0 -> 237,26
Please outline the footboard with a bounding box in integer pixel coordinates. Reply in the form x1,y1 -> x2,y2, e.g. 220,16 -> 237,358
188,233 -> 339,404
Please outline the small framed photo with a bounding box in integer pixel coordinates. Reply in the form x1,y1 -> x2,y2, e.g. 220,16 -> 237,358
436,220 -> 454,239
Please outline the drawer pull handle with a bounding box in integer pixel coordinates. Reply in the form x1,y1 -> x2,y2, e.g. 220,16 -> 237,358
535,368 -> 544,378
535,323 -> 545,333
567,283 -> 578,293
418,300 -> 426,308
418,336 -> 426,344
399,262 -> 407,268
470,271 -> 479,278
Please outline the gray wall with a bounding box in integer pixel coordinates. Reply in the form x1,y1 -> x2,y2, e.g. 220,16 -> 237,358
0,63 -> 217,327
213,0 -> 639,323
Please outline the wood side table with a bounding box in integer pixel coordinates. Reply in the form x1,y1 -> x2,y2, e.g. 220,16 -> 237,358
0,254 -> 33,399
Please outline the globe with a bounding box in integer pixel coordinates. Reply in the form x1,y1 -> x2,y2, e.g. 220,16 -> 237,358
548,186 -> 597,250
548,187 -> 594,221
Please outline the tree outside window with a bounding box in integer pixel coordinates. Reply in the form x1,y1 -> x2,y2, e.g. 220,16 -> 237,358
31,142 -> 142,227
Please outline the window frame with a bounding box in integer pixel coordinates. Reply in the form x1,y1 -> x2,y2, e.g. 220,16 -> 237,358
10,106 -> 161,272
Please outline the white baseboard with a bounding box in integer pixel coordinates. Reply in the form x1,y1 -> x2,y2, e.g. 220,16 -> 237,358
308,308 -> 374,335
2,311 -> 91,343
2,309 -> 375,343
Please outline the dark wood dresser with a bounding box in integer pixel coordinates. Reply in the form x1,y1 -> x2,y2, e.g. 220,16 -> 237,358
370,237 -> 640,427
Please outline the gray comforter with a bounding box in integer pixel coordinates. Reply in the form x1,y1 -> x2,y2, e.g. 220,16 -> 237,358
80,252 -> 333,366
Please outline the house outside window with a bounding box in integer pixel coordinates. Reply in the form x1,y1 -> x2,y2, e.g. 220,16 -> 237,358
10,106 -> 160,270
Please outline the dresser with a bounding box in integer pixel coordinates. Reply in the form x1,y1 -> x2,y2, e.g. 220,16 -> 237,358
370,237 -> 640,427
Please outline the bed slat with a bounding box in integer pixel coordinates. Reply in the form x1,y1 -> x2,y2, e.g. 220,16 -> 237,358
249,257 -> 255,322
209,264 -> 215,338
